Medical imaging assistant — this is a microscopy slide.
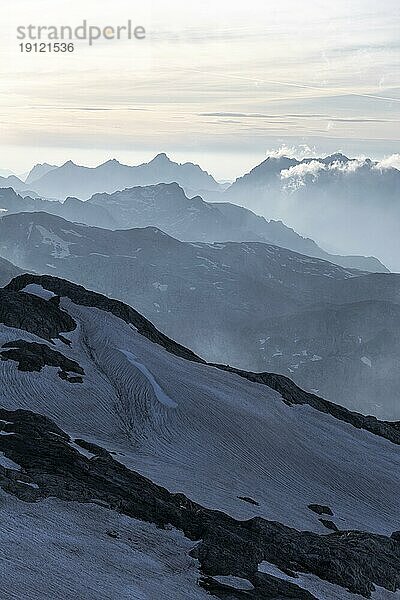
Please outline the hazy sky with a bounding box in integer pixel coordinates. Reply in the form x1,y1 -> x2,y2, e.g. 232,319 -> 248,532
0,0 -> 399,179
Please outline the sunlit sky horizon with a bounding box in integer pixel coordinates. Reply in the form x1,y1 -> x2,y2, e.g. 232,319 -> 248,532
1,0 -> 399,179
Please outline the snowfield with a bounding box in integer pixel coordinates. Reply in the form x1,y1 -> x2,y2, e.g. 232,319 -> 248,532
0,490 -> 209,600
0,291 -> 399,538
258,562 -> 400,600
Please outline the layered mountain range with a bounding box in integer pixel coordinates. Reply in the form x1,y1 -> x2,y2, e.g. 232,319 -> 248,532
0,210 -> 399,418
0,185 -> 386,273
1,146 -> 400,598
3,151 -> 399,269
221,153 -> 400,271
0,153 -> 220,200
0,273 -> 399,599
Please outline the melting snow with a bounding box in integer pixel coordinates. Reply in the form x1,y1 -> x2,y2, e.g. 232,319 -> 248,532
0,490 -> 209,600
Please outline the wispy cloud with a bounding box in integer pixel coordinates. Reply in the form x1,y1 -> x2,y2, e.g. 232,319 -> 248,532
1,0 -> 399,174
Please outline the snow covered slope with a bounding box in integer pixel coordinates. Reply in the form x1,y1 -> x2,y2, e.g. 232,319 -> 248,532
0,275 -> 400,598
1,275 -> 399,537
0,490 -> 210,600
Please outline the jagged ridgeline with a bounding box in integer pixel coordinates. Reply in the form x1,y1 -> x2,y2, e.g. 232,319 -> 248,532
1,208 -> 399,419
0,273 -> 399,599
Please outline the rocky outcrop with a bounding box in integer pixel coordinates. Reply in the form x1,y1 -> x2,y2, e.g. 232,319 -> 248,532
0,288 -> 76,341
0,407 -> 399,599
308,504 -> 333,516
1,340 -> 84,382
5,274 -> 400,448
6,274 -> 204,363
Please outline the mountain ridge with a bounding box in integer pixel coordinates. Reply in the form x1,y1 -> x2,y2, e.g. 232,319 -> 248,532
0,185 -> 386,272
1,273 -> 400,598
1,211 -> 399,418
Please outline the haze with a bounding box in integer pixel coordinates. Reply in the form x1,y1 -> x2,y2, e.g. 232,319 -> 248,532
0,0 -> 399,179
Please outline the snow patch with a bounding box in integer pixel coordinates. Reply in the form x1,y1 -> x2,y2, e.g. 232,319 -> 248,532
118,349 -> 178,408
0,452 -> 21,471
69,441 -> 97,460
35,225 -> 71,258
21,284 -> 57,300
258,561 -> 390,599
361,356 -> 372,368
17,480 -> 39,489
212,576 -> 254,591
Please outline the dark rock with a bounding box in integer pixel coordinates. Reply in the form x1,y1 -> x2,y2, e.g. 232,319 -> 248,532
308,504 -> 334,516
106,530 -> 119,539
319,519 -> 339,532
0,288 -> 76,342
238,496 -> 260,506
391,531 -> 400,542
1,340 -> 84,382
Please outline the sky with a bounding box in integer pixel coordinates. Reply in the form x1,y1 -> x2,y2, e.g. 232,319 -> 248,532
0,0 -> 399,179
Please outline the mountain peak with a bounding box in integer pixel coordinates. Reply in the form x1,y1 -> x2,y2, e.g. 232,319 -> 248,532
323,153 -> 349,163
25,162 -> 58,185
33,162 -> 54,169
99,158 -> 122,168
150,152 -> 172,164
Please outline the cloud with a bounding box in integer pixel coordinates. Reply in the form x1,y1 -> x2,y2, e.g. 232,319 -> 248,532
280,160 -> 325,190
268,144 -> 317,160
201,112 -> 393,123
280,156 -> 368,190
374,154 -> 400,171
329,159 -> 366,173
281,160 -> 325,179
200,112 -> 287,119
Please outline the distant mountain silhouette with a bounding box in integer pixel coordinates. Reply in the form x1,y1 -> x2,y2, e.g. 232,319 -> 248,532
0,187 -> 116,228
25,162 -> 58,184
0,174 -> 28,193
0,185 -> 386,273
26,154 -> 220,200
224,153 -> 400,271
